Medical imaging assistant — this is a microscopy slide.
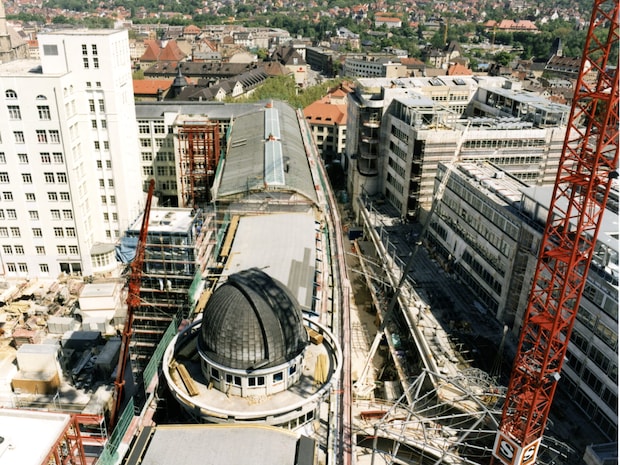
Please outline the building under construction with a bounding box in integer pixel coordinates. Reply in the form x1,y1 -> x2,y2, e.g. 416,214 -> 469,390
122,207 -> 207,383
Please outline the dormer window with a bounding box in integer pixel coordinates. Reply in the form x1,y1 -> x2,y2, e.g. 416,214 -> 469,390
5,90 -> 17,99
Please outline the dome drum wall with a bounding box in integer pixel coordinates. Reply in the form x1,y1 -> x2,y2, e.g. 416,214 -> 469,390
199,351 -> 305,398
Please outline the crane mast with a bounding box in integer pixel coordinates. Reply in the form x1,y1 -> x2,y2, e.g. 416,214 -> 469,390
110,179 -> 156,430
492,1 -> 618,464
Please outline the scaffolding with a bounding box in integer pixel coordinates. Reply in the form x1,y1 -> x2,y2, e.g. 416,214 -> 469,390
124,208 -> 206,376
176,119 -> 220,208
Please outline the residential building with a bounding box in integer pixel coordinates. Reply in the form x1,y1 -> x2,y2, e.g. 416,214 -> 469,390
0,29 -> 143,279
426,161 -> 618,441
303,84 -> 350,164
345,76 -> 570,221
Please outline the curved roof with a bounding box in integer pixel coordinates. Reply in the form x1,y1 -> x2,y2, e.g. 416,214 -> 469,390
198,268 -> 308,370
216,100 -> 318,203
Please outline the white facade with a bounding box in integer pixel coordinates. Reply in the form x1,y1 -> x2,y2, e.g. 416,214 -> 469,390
0,29 -> 143,279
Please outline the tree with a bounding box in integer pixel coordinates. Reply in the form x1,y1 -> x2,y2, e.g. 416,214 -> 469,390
493,50 -> 514,66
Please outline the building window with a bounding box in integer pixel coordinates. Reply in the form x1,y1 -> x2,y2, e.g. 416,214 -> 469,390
36,130 -> 47,143
5,90 -> 17,99
57,246 -> 67,254
18,153 -> 28,164
25,193 -> 35,201
82,44 -> 88,55
2,192 -> 11,201
51,210 -> 61,220
14,246 -> 24,255
48,192 -> 58,201
37,106 -> 51,120
101,120 -> 107,129
0,153 -> 5,164
108,179 -> 114,187
93,57 -> 99,68
92,120 -> 98,129
14,131 -> 24,143
2,246 -> 12,254
6,263 -> 15,273
106,160 -> 111,169
103,141 -> 109,150
29,211 -> 39,220
0,228 -> 7,237
6,210 -> 16,219
101,196 -> 107,204
0,173 -> 9,183
60,192 -> 70,201
41,153 -> 51,164
40,264 -> 49,273
62,210 -> 73,220
89,100 -> 95,112
10,227 -> 20,237
69,246 -> 79,255
94,141 -> 100,150
8,106 -> 21,120
54,228 -> 64,237
32,228 -> 42,237
53,153 -> 63,163
66,228 -> 76,237
56,173 -> 67,183
44,173 -> 54,183
18,263 -> 27,273
83,58 -> 89,68
36,246 -> 45,255
110,196 -> 115,204
98,100 -> 105,112
21,174 -> 32,183
91,44 -> 98,55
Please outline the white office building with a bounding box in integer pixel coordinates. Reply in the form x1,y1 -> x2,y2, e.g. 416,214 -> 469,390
0,29 -> 143,279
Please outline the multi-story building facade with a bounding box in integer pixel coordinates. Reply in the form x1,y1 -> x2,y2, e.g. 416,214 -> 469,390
346,76 -> 570,221
343,55 -> 408,79
303,85 -> 350,164
426,161 -> 619,441
0,29 -> 143,279
134,101 -> 264,208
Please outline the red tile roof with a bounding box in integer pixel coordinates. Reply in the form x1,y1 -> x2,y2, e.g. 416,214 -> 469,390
447,62 -> 472,76
133,79 -> 173,95
303,97 -> 347,125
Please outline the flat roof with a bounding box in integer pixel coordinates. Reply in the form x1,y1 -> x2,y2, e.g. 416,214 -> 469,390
522,184 -> 619,253
222,211 -> 317,311
0,409 -> 71,465
140,424 -> 299,465
135,101 -> 262,120
128,208 -> 196,235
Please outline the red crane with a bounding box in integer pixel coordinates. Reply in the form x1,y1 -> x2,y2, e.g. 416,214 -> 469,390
492,2 -> 619,464
110,179 -> 156,430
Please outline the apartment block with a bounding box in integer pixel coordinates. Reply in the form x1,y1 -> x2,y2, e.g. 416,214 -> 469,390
0,29 -> 143,279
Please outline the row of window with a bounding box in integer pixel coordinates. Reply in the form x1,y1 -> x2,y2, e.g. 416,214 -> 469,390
7,105 -> 51,121
463,138 -> 547,150
138,122 -> 166,134
142,166 -> 176,176
0,172 -> 68,184
1,245 -> 78,255
0,152 -> 65,165
576,306 -> 618,351
0,225 -> 74,237
6,129 -> 61,145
